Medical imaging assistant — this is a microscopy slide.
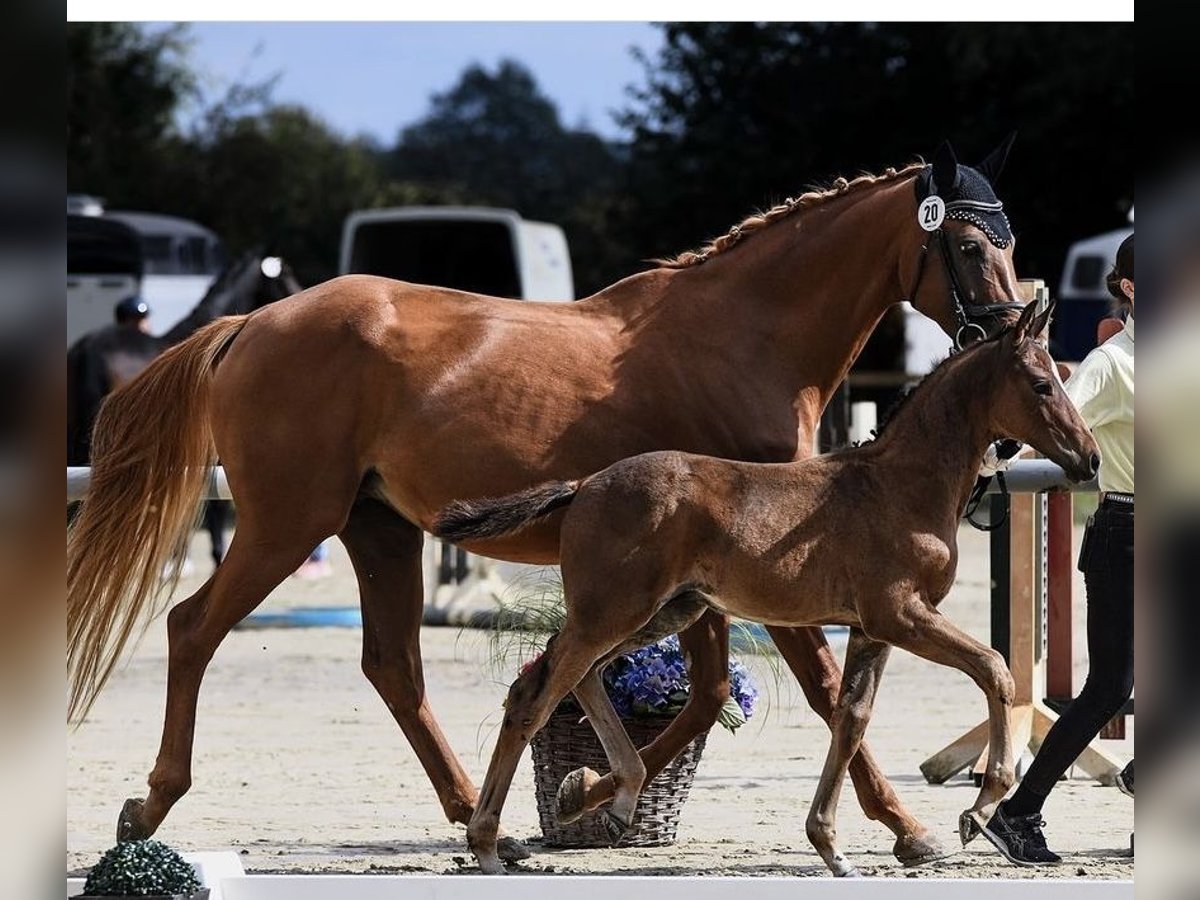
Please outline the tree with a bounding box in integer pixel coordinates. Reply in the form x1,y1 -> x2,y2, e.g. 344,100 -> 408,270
620,23 -> 1134,292
390,60 -> 631,294
174,105 -> 395,285
67,23 -> 196,205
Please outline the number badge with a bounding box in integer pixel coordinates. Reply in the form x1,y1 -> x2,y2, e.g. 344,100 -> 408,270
918,195 -> 946,232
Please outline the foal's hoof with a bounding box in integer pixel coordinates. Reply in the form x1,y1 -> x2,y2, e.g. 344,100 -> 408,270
829,853 -> 862,878
474,853 -> 507,876
603,811 -> 632,846
496,834 -> 531,863
556,767 -> 601,825
117,798 -> 152,842
959,810 -> 986,846
894,831 -> 955,867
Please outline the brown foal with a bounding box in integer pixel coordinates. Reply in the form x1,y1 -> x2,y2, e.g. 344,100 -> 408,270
434,299 -> 1100,876
69,144 -> 1020,863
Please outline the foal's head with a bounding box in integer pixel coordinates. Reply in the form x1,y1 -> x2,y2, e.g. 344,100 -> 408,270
981,299 -> 1100,483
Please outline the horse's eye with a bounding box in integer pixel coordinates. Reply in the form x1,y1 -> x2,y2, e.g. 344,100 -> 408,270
960,241 -> 983,258
1033,380 -> 1053,396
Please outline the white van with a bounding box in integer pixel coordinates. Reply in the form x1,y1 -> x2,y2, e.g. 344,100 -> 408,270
1057,226 -> 1133,360
339,206 -> 574,301
66,214 -> 143,348
66,205 -> 226,347
105,212 -> 226,335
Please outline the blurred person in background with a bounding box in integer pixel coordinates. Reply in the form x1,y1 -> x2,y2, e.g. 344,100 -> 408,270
983,234 -> 1135,866
67,295 -> 229,568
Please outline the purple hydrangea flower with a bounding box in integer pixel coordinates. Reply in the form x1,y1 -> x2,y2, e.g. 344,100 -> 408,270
595,634 -> 758,729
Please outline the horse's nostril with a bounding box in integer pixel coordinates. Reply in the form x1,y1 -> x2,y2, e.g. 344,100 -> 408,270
1089,453 -> 1101,475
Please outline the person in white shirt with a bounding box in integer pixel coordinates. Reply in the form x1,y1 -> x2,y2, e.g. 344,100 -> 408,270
984,234 -> 1135,866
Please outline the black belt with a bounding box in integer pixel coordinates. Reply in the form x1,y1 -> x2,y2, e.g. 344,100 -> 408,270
1100,492 -> 1134,506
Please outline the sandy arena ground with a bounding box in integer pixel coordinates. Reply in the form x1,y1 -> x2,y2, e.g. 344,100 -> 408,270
68,523 -> 1134,880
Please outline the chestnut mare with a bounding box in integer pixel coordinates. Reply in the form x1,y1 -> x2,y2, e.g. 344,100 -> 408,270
434,300 -> 1100,875
68,141 -> 1021,864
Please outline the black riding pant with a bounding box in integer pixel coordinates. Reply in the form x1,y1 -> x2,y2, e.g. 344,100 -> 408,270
1016,498 -> 1134,807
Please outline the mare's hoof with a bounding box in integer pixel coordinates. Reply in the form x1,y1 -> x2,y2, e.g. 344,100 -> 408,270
556,767 -> 600,825
959,810 -> 986,846
496,834 -> 531,863
895,831 -> 955,867
117,798 -> 152,842
603,810 -> 631,845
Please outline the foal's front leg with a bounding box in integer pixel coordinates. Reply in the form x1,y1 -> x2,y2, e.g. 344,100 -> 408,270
806,628 -> 892,877
866,596 -> 1017,844
770,624 -> 946,866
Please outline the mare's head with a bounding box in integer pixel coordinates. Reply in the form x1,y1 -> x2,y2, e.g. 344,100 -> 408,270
907,137 -> 1025,348
979,299 -> 1099,482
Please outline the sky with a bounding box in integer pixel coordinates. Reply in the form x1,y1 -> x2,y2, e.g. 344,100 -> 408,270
175,22 -> 663,143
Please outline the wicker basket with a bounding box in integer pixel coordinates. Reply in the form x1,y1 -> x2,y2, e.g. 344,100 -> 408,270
530,704 -> 708,848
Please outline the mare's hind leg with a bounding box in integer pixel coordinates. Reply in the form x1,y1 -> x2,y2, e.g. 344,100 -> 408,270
805,628 -> 891,877
769,624 -> 946,866
338,497 -> 528,862
118,517 -> 335,841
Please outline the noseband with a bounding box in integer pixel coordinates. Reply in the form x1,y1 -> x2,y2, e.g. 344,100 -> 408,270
905,199 -> 1024,349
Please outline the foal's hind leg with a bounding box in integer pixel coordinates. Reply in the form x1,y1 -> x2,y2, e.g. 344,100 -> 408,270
568,667 -> 646,842
118,520 -> 329,841
559,607 -> 731,822
805,628 -> 891,877
338,498 -> 528,862
769,624 -> 946,866
469,619 -> 629,874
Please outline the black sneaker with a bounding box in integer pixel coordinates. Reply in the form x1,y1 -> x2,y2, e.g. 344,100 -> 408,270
980,803 -> 1062,866
1115,760 -> 1134,798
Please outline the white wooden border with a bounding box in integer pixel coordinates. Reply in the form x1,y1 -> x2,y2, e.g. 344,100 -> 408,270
71,874 -> 1133,900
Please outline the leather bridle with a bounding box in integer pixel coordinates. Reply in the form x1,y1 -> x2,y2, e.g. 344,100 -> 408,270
905,207 -> 1025,349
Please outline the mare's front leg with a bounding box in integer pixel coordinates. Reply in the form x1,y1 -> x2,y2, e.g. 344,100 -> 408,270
805,628 -> 891,877
864,595 -> 1017,845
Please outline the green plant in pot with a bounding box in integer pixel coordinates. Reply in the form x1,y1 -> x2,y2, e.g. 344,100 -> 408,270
81,840 -> 208,899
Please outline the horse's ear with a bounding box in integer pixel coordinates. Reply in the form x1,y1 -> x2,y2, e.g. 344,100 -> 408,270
977,132 -> 1017,185
1031,295 -> 1057,341
931,140 -> 960,195
1012,298 -> 1041,343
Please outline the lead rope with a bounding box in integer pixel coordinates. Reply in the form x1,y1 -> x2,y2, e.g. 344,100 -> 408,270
964,469 -> 1009,531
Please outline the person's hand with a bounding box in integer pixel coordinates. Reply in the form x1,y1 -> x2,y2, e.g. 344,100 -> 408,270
980,439 -> 1022,478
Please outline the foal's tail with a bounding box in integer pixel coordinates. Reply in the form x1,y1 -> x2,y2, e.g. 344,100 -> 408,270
68,315 -> 250,724
432,480 -> 581,544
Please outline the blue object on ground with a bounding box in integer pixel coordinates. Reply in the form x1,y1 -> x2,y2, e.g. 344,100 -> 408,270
236,606 -> 363,630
